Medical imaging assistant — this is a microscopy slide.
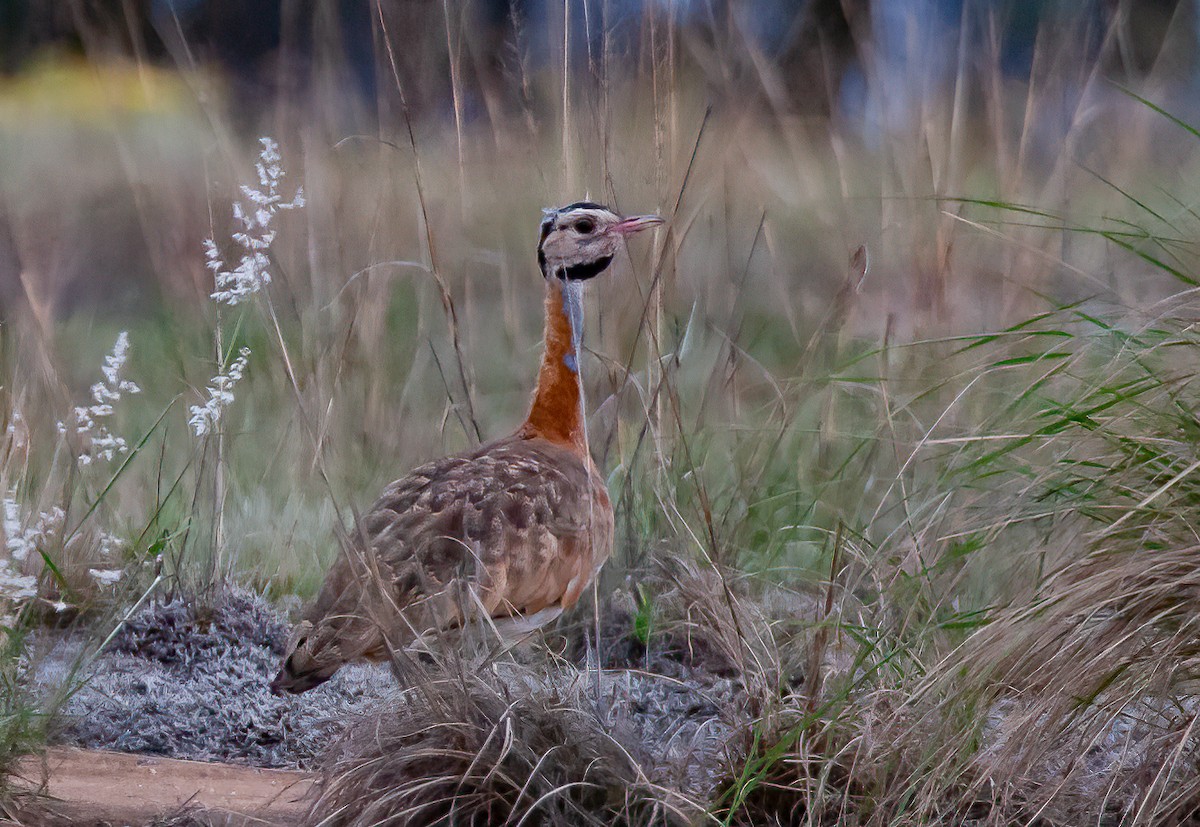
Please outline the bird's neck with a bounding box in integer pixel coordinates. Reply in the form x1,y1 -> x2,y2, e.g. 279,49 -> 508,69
521,277 -> 588,452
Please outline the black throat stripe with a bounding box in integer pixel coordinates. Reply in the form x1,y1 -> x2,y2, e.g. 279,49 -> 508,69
559,255 -> 613,281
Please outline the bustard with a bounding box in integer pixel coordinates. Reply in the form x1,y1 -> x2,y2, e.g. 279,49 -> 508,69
271,202 -> 663,694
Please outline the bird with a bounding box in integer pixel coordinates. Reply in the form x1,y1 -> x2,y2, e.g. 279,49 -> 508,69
271,201 -> 663,694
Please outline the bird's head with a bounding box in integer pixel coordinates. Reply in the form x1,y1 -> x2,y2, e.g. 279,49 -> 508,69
537,201 -> 663,281
271,619 -> 328,691
270,618 -> 339,695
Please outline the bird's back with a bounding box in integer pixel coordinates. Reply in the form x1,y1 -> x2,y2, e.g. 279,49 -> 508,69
272,433 -> 613,692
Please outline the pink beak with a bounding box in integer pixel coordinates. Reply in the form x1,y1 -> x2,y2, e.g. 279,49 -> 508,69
610,214 -> 665,236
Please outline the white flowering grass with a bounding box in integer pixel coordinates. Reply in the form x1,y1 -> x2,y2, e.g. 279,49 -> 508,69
3,497 -> 25,562
3,499 -> 65,564
0,567 -> 37,605
190,138 -> 304,442
188,347 -> 251,437
5,410 -> 26,450
0,493 -> 62,617
87,568 -> 123,586
0,330 -> 144,622
58,331 -> 141,466
207,137 -> 305,306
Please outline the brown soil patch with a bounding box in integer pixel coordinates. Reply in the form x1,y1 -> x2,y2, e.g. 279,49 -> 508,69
9,747 -> 314,826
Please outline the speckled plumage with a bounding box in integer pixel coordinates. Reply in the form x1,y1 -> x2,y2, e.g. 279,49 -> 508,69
272,203 -> 660,694
349,436 -> 610,637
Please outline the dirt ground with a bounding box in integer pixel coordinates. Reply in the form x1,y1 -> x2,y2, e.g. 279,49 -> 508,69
8,747 -> 313,826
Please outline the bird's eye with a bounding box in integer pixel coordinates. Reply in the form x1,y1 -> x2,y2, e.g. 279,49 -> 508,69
573,218 -> 595,234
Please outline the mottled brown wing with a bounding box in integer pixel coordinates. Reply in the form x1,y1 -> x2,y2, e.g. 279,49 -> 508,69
345,434 -> 612,643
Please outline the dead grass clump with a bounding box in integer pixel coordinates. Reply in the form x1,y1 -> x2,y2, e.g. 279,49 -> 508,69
601,552 -> 881,825
882,542 -> 1200,825
860,314 -> 1200,825
308,664 -> 695,827
593,554 -> 850,700
644,557 -> 787,697
710,680 -> 918,827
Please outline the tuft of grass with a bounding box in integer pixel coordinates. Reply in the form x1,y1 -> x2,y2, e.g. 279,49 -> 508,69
0,621 -> 43,792
309,662 -> 697,827
712,290 -> 1200,825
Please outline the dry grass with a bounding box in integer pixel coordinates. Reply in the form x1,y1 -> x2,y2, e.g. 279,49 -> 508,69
308,663 -> 692,827
713,302 -> 1200,825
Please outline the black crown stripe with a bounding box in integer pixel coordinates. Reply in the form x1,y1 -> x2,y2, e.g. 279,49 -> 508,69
558,200 -> 609,213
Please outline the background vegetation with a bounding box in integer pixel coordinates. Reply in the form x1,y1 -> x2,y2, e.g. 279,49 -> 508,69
3,0 -> 1200,823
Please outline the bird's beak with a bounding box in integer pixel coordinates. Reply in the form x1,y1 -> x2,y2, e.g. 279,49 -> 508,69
610,214 -> 665,236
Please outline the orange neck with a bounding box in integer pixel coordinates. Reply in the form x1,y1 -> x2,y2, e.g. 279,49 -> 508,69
520,278 -> 587,452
